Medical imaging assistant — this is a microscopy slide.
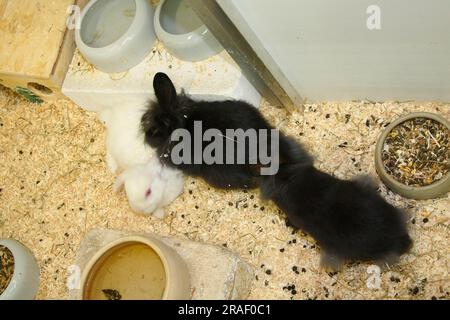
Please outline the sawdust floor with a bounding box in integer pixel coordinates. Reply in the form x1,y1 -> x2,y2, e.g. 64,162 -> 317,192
0,86 -> 448,300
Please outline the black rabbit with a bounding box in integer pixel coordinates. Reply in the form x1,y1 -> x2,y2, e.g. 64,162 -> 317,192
261,162 -> 413,270
141,72 -> 312,189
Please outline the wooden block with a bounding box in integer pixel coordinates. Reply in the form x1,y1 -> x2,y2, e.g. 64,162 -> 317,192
0,0 -> 88,103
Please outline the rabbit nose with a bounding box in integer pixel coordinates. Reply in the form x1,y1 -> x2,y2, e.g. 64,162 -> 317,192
145,188 -> 152,198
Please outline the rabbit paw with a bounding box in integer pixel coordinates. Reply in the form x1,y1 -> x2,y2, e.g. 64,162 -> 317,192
107,152 -> 119,174
375,252 -> 401,271
320,251 -> 344,272
153,208 -> 167,219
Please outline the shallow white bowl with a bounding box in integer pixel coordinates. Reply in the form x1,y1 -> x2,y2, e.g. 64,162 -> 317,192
75,0 -> 157,73
0,239 -> 40,300
154,0 -> 223,62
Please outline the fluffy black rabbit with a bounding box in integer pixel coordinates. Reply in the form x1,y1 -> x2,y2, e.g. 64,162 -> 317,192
142,72 -> 312,189
261,162 -> 413,269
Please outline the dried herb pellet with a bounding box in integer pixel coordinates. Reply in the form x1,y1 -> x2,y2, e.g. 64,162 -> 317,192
102,289 -> 122,300
382,118 -> 449,187
0,246 -> 15,295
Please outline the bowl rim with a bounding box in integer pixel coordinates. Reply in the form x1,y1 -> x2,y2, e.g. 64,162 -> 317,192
76,0 -> 143,51
375,111 -> 450,199
0,241 -> 16,297
79,235 -> 174,300
154,0 -> 208,41
0,239 -> 40,300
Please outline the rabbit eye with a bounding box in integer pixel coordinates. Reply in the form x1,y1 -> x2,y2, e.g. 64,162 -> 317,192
145,188 -> 152,198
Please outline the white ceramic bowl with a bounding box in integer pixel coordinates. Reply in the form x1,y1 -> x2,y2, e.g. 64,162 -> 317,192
0,239 -> 40,300
75,0 -> 157,73
78,235 -> 191,300
155,0 -> 223,62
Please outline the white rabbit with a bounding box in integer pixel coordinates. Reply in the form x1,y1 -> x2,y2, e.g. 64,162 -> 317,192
98,103 -> 184,218
98,104 -> 154,173
113,157 -> 184,218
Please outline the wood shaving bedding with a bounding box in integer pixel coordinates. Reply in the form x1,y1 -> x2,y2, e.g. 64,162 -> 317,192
0,86 -> 448,300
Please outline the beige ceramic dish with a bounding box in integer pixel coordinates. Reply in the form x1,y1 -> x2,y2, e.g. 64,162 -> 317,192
78,235 -> 191,300
375,112 -> 450,200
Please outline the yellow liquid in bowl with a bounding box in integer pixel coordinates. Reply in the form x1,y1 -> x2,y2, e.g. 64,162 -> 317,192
84,242 -> 166,300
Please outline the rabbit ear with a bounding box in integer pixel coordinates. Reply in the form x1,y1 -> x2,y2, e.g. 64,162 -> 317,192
153,72 -> 177,108
113,173 -> 127,193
